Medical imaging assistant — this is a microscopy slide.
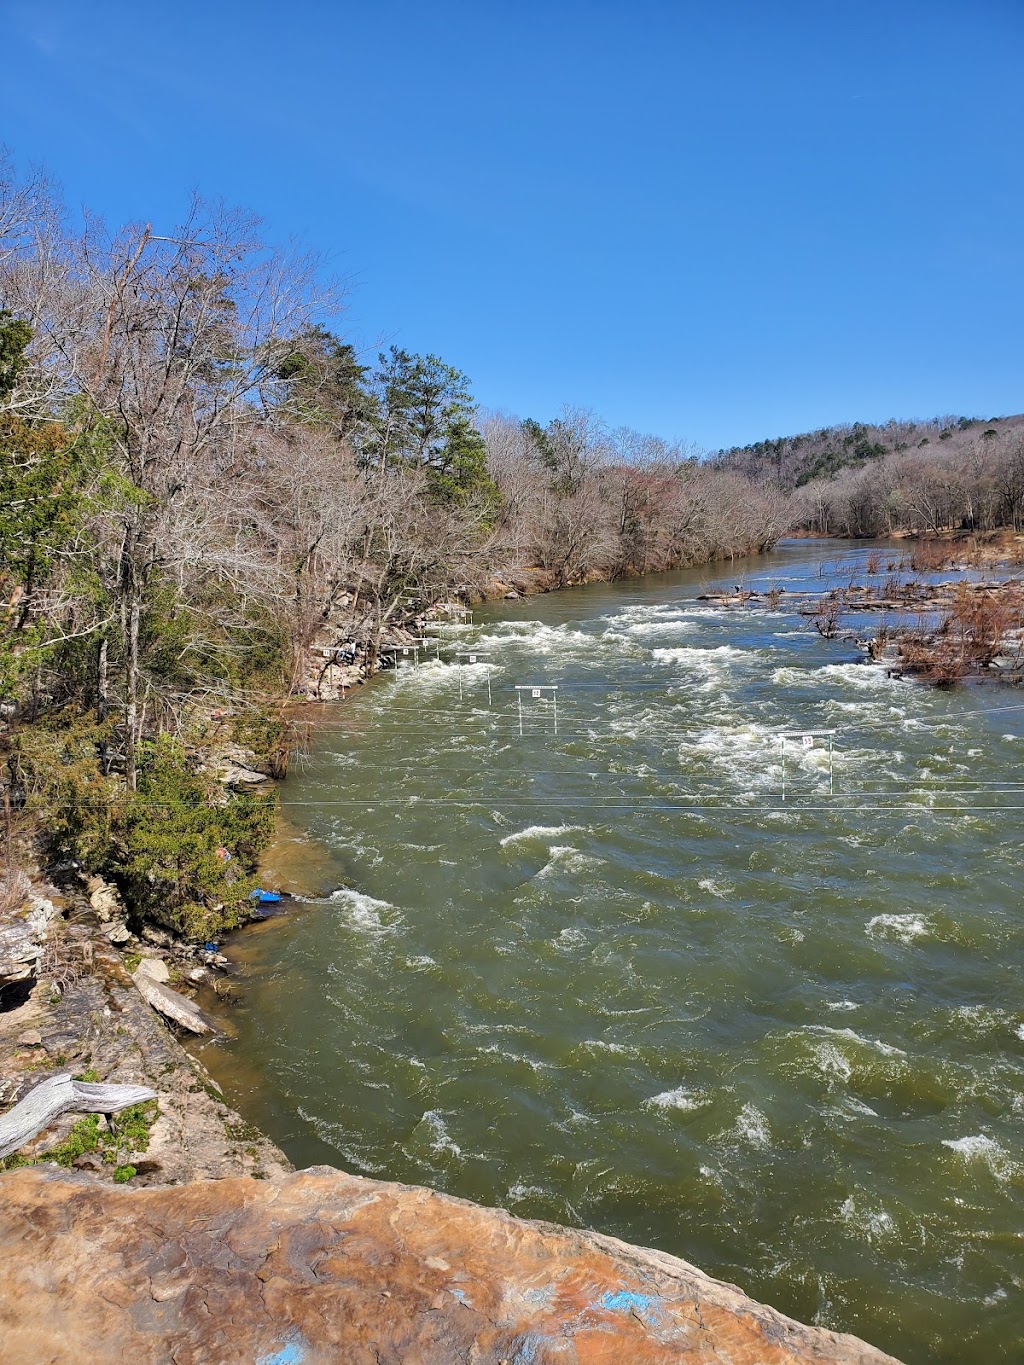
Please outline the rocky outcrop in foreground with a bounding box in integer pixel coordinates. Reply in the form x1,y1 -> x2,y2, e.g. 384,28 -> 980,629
0,1164 -> 899,1365
0,891 -> 289,1184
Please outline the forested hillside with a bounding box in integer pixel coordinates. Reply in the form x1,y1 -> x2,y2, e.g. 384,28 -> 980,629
0,152 -> 780,936
715,414 -> 1024,538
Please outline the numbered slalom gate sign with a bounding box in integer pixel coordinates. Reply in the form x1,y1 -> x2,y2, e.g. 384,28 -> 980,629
456,651 -> 494,705
779,729 -> 837,800
515,684 -> 558,736
408,635 -> 441,660
382,643 -> 418,672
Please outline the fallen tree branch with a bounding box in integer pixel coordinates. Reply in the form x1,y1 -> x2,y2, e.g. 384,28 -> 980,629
0,1073 -> 158,1159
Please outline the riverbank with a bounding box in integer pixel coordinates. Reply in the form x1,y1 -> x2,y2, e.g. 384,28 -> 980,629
9,535 -> 1017,1361
182,537 -> 1024,1363
0,808 -> 901,1363
295,551 -> 774,701
0,892 -> 901,1364
0,872 -> 291,1185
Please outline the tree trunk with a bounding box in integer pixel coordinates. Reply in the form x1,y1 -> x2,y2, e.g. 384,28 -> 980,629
97,636 -> 108,720
125,595 -> 141,791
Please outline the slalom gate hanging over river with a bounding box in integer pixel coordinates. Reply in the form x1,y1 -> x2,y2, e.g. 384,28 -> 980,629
198,539 -> 1024,1365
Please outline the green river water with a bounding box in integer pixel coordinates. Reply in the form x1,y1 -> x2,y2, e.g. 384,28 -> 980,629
198,540 -> 1024,1363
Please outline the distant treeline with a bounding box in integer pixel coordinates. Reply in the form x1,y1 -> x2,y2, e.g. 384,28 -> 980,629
714,414 -> 1024,537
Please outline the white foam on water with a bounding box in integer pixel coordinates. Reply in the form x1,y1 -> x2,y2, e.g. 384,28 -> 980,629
536,846 -> 602,879
840,1195 -> 896,1244
697,877 -> 734,898
329,888 -> 400,935
405,955 -> 437,970
478,1044 -> 550,1073
824,1095 -> 879,1120
554,927 -> 588,950
474,622 -> 598,655
601,602 -> 688,622
677,604 -> 755,621
324,750 -> 359,766
684,720 -> 783,788
643,1085 -> 710,1112
507,1181 -> 549,1202
818,661 -> 899,690
826,1000 -> 860,1012
652,644 -> 750,668
560,1107 -> 598,1130
866,913 -> 931,944
296,1106 -> 394,1172
419,1110 -> 462,1158
949,1004 -> 1014,1036
579,1038 -> 631,1055
387,658 -> 467,694
699,1164 -> 725,1186
500,823 -> 585,847
606,618 -> 698,641
326,829 -> 384,867
811,1041 -> 853,1083
810,1025 -> 907,1057
735,1102 -> 772,1148
771,661 -> 896,692
769,665 -> 813,687
942,1134 -> 1017,1180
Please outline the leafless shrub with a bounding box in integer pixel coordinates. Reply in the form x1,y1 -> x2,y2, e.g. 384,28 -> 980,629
896,585 -> 1024,685
908,538 -> 952,573
0,868 -> 32,916
814,591 -> 844,638
38,925 -> 83,997
864,551 -> 881,574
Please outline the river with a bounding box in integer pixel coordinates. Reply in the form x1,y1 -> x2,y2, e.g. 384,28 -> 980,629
198,539 -> 1024,1364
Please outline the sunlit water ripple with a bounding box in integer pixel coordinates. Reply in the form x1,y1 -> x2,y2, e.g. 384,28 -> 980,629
199,540 -> 1024,1364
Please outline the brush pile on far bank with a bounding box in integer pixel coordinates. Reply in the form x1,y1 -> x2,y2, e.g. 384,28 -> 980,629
706,534 -> 1024,686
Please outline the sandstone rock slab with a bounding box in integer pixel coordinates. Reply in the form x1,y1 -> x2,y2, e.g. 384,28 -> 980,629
0,1164 -> 900,1365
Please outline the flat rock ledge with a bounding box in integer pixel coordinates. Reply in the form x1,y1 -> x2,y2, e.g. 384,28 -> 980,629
0,1164 -> 899,1365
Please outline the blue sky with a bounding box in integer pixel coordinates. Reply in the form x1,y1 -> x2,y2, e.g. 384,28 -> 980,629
1,0 -> 1021,448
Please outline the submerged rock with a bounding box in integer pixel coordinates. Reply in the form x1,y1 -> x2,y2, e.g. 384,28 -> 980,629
0,1164 -> 899,1364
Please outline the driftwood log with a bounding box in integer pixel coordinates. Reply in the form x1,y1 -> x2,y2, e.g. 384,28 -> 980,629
0,1073 -> 158,1159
